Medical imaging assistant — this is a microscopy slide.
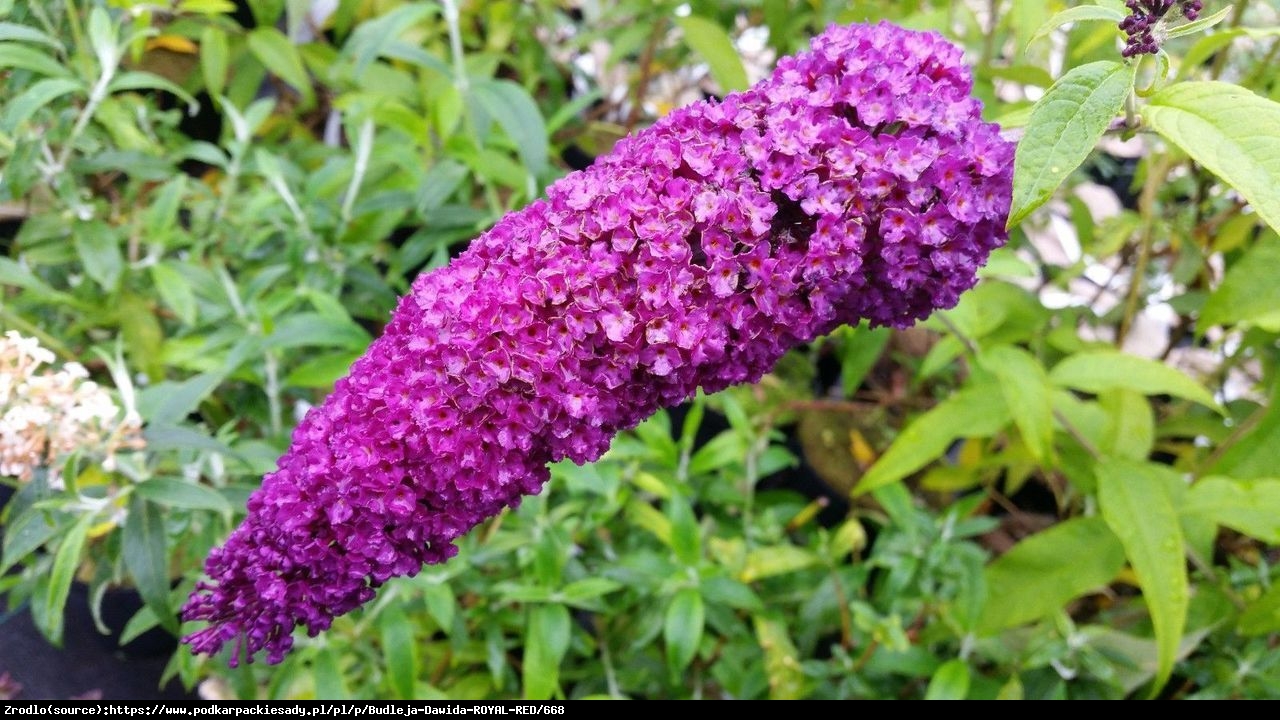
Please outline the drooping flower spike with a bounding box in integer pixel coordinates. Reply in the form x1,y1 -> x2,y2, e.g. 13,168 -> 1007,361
183,20 -> 1014,665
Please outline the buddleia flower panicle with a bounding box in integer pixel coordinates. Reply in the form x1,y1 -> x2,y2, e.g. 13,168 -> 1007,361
182,21 -> 1015,666
1120,0 -> 1204,57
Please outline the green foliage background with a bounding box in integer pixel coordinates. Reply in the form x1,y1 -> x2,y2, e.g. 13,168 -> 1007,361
2,0 -> 1280,700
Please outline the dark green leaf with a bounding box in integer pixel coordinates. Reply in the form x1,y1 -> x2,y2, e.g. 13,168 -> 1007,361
124,496 -> 176,633
1,78 -> 82,132
39,513 -> 93,645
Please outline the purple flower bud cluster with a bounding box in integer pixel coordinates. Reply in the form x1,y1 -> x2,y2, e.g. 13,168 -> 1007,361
181,20 -> 1013,666
1121,1 -> 1203,57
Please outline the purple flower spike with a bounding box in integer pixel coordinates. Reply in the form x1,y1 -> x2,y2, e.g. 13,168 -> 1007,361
182,21 -> 1013,665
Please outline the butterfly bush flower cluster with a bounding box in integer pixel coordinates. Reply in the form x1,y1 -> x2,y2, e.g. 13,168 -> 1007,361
1120,1 -> 1203,57
183,21 -> 1013,665
0,331 -> 143,487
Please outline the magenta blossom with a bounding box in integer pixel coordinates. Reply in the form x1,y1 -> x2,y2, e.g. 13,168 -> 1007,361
183,21 -> 1013,665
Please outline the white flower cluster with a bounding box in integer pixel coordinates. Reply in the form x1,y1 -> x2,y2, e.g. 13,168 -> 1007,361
0,331 -> 143,485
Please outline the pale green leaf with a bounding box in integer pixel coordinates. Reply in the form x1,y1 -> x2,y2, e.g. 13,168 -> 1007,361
674,15 -> 749,93
754,614 -> 809,699
978,517 -> 1125,633
1049,350 -> 1218,411
200,26 -> 228,99
1098,389 -> 1154,461
246,27 -> 314,106
0,42 -> 72,78
740,545 -> 819,582
1096,458 -> 1188,696
1027,5 -> 1125,49
1009,61 -> 1135,227
1,78 -> 82,132
0,22 -> 63,49
1143,82 -> 1280,234
1164,5 -> 1234,40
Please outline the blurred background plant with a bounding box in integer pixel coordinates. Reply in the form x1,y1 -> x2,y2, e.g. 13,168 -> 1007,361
1,0 -> 1278,700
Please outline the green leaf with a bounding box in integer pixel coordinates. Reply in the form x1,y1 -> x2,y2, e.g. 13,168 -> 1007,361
470,79 -> 549,182
379,604 -> 419,699
124,496 -> 176,633
246,27 -> 314,107
523,603 -> 570,700
1201,234 -> 1280,329
1027,5 -> 1125,49
667,494 -> 701,565
109,71 -> 199,114
40,513 -> 93,645
674,15 -> 749,93
1009,61 -> 1135,227
0,21 -> 63,49
150,262 -> 197,326
1098,389 -> 1154,461
137,372 -> 222,426
134,478 -> 233,517
979,346 -> 1054,464
740,545 -> 819,582
1049,350 -> 1219,411
200,26 -> 228,99
560,578 -> 623,603
1096,458 -> 1188,696
1185,476 -> 1280,543
924,659 -> 971,700
1164,4 -> 1234,40
754,613 -> 809,699
837,324 -> 890,398
284,351 -> 360,388
854,385 -> 1011,496
265,313 -> 371,351
74,220 -> 124,291
664,588 -> 704,678
342,3 -> 438,75
1143,82 -> 1280,234
1,77 -> 82,132
978,517 -> 1126,633
86,6 -> 118,71
0,42 -> 72,78
1238,582 -> 1280,636
1,508 -> 69,575
313,647 -> 351,700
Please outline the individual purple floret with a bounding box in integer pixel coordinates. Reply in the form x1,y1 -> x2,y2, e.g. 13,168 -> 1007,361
1120,1 -> 1204,57
182,20 -> 1013,666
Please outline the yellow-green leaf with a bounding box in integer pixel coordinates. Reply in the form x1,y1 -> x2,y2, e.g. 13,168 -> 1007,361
674,15 -> 748,93
1143,82 -> 1280,234
1049,350 -> 1219,411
